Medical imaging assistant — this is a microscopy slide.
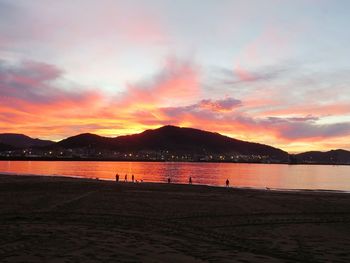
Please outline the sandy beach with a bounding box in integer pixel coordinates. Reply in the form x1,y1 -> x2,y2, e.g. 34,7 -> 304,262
0,174 -> 350,262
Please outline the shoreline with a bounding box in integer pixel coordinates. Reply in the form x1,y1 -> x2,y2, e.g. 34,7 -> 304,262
1,157 -> 350,166
1,172 -> 350,195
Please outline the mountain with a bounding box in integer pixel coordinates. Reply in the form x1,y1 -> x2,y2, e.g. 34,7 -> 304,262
293,149 -> 350,164
0,133 -> 54,149
55,125 -> 289,161
56,133 -> 113,149
0,142 -> 14,151
3,126 -> 350,164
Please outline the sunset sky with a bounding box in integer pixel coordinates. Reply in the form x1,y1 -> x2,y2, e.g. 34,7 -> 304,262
1,0 -> 350,153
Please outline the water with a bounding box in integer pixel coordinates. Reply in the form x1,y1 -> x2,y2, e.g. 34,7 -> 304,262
0,161 -> 350,191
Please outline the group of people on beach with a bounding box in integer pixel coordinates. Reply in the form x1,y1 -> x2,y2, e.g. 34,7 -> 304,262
115,173 -> 230,187
115,173 -> 143,183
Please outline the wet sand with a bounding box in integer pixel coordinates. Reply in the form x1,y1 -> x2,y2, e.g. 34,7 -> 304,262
1,174 -> 350,262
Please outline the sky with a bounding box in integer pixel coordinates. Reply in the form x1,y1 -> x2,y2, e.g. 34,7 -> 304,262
0,0 -> 350,153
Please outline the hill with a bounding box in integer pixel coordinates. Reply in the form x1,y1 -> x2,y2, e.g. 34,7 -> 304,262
56,133 -> 112,149
2,126 -> 350,164
0,142 -> 14,151
55,125 -> 289,162
0,133 -> 54,149
293,149 -> 350,165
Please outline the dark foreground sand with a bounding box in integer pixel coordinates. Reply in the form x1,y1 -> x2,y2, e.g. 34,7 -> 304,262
1,175 -> 350,262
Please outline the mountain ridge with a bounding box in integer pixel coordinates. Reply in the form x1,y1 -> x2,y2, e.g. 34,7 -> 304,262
55,125 -> 287,157
292,149 -> 350,164
0,133 -> 54,148
1,126 -> 350,164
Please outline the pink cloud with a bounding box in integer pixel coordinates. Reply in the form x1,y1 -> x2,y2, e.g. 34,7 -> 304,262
118,57 -> 200,108
233,64 -> 258,82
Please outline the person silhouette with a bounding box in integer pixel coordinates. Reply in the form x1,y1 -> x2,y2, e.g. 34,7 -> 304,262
189,177 -> 192,185
226,179 -> 229,187
124,174 -> 127,182
115,173 -> 119,182
168,177 -> 171,184
132,174 -> 135,183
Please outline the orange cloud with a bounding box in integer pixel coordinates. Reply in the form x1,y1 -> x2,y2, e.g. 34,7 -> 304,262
118,58 -> 200,109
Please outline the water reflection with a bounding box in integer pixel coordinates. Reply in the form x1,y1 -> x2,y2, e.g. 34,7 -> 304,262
0,161 -> 349,191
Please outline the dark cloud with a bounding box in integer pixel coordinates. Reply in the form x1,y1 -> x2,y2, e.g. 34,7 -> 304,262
266,115 -> 319,124
199,97 -> 242,112
212,62 -> 295,86
15,60 -> 62,81
161,97 -> 242,117
284,116 -> 319,122
0,59 -> 94,106
279,122 -> 350,140
239,115 -> 350,140
0,60 -> 61,103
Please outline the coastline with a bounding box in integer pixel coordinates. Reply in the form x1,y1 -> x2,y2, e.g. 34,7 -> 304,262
1,173 -> 350,262
1,157 -> 350,166
2,172 -> 350,194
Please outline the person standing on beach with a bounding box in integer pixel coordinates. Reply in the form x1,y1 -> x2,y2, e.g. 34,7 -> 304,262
226,179 -> 229,187
132,174 -> 135,183
168,177 -> 171,184
115,174 -> 119,182
125,174 -> 127,182
189,177 -> 192,185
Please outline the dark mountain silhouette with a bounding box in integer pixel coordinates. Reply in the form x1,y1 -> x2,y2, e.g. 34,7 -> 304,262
56,133 -> 112,149
55,125 -> 289,161
0,142 -> 14,151
0,133 -> 54,149
2,126 -> 350,164
293,149 -> 350,164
